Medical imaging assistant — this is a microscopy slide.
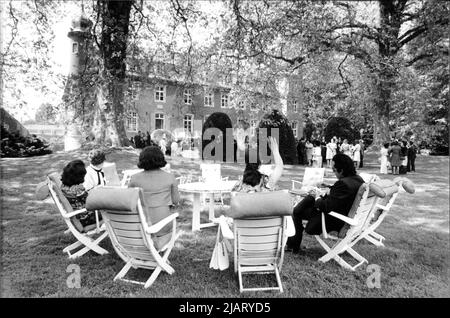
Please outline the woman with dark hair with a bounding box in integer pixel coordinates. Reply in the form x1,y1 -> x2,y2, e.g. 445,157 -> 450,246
232,137 -> 283,193
286,153 -> 364,253
60,160 -> 97,227
128,146 -> 180,238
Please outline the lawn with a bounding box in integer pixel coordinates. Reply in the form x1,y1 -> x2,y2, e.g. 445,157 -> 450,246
0,148 -> 449,298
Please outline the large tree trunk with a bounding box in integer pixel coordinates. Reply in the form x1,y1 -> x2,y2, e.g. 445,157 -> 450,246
372,0 -> 402,146
93,0 -> 133,147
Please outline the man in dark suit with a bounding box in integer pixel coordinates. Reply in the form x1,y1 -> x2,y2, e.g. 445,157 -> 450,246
286,153 -> 364,253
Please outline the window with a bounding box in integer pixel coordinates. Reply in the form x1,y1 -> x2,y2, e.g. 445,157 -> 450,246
221,93 -> 229,108
184,89 -> 192,105
72,43 -> 78,54
293,100 -> 298,113
204,91 -> 213,107
154,85 -> 166,102
155,113 -> 164,130
291,121 -> 298,137
126,110 -> 138,132
184,114 -> 194,133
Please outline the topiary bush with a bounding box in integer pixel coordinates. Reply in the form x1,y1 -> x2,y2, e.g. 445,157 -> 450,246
324,117 -> 360,143
202,112 -> 233,161
257,109 -> 298,165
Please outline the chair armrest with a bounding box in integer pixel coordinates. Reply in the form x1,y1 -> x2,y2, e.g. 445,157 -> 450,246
146,213 -> 179,234
65,208 -> 88,218
213,216 -> 234,239
328,212 -> 358,226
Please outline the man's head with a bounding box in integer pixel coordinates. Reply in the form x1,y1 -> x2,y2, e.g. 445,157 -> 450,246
332,153 -> 356,179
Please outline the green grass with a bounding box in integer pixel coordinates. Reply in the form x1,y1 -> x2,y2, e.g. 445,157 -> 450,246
1,149 -> 449,297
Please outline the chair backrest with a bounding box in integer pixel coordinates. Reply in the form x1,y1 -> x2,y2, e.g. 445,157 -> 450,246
234,216 -> 286,267
200,163 -> 221,183
120,169 -> 144,187
103,162 -> 121,186
85,187 -> 164,262
359,172 -> 380,183
303,168 -> 325,187
258,164 -> 274,177
337,182 -> 386,239
370,177 -> 412,223
229,191 -> 292,269
46,173 -> 85,233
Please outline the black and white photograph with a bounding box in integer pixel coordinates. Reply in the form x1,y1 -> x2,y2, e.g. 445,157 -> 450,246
0,0 -> 448,303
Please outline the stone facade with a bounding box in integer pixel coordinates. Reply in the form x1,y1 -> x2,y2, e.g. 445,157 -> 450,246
125,72 -> 304,141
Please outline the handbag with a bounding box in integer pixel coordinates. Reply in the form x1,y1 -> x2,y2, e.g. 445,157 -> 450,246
209,224 -> 231,271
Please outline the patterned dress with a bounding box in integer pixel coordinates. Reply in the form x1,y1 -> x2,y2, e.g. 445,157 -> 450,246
60,184 -> 97,227
232,174 -> 273,193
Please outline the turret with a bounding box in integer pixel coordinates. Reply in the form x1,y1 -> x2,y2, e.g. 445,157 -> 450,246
67,13 -> 93,75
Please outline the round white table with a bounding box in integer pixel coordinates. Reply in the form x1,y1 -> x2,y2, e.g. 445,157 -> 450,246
178,180 -> 238,231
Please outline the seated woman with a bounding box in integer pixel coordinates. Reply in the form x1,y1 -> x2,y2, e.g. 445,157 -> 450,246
60,160 -> 97,227
128,146 -> 180,237
232,136 -> 284,193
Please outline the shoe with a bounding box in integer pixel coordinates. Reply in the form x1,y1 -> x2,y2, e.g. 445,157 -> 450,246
284,246 -> 299,253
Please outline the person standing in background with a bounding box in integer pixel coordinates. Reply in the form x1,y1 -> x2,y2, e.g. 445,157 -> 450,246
407,140 -> 417,172
305,139 -> 314,166
359,139 -> 365,168
380,143 -> 389,174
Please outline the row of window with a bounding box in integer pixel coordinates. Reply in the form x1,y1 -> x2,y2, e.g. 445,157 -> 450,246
154,85 -> 299,111
126,111 -> 299,137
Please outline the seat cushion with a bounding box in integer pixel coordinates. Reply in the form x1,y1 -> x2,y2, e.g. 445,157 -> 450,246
225,190 -> 293,219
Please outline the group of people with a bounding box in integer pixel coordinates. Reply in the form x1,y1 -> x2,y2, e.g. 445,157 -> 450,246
379,139 -> 417,175
58,134 -> 373,256
297,136 -> 365,170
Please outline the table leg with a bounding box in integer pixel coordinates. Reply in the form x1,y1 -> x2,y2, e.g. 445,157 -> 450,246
208,193 -> 215,221
192,193 -> 201,232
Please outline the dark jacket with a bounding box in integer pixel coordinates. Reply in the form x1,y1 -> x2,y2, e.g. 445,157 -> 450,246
305,174 -> 364,234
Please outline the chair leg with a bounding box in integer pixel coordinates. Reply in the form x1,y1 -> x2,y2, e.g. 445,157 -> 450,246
68,232 -> 109,259
115,262 -> 133,281
63,241 -> 82,254
238,267 -> 244,293
274,267 -> 283,293
144,267 -> 162,289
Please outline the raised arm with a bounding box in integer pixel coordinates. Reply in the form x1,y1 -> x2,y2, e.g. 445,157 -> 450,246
267,136 -> 283,188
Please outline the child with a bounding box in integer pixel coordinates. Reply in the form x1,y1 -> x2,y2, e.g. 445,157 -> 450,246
83,149 -> 107,191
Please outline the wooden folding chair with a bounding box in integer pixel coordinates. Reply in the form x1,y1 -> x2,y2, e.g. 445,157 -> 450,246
357,177 -> 415,247
47,174 -> 108,259
227,190 -> 293,293
86,187 -> 180,288
314,182 -> 387,270
291,167 -> 325,190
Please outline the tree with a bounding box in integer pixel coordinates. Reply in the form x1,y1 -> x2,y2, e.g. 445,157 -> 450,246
34,103 -> 56,123
324,117 -> 360,144
202,112 -> 233,162
258,109 -> 298,165
319,0 -> 449,145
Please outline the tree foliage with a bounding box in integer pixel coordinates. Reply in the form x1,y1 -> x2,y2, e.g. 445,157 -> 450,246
258,109 -> 298,165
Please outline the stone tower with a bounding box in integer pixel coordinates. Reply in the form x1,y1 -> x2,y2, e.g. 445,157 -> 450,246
63,12 -> 95,151
67,13 -> 93,76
